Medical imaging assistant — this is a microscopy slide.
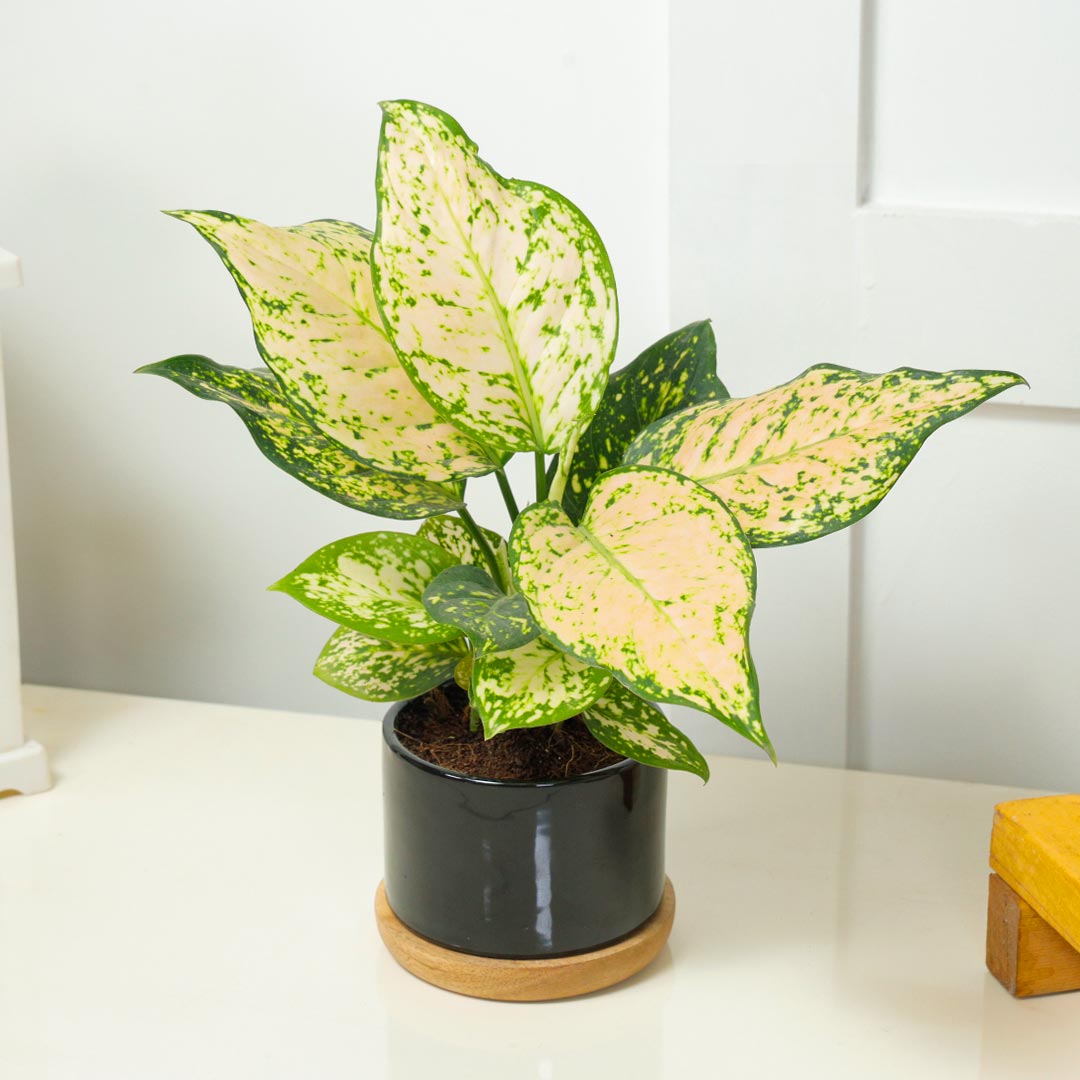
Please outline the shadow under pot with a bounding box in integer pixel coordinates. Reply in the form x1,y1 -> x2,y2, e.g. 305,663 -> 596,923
381,695 -> 669,959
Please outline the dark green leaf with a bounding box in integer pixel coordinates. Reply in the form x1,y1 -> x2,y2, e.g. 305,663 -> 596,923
422,565 -> 539,651
562,321 -> 726,521
138,355 -> 464,519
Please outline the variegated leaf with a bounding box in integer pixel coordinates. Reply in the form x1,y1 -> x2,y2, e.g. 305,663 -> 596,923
422,565 -> 539,651
416,514 -> 506,569
167,210 -> 499,480
372,100 -> 619,455
625,365 -> 1026,546
271,531 -> 462,644
138,355 -> 463,518
562,321 -> 727,522
510,466 -> 770,755
315,627 -> 466,701
583,683 -> 709,781
472,636 -> 610,738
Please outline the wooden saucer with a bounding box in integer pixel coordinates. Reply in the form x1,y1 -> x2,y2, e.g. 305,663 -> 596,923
375,877 -> 675,1001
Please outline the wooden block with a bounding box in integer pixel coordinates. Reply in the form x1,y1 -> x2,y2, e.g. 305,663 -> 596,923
986,873 -> 1080,997
375,878 -> 675,1001
990,794 -> 1080,955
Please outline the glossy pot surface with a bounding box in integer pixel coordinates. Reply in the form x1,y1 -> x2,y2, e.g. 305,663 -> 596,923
382,697 -> 668,959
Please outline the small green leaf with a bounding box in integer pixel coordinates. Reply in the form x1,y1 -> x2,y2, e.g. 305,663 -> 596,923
454,651 -> 474,691
422,565 -> 539,652
372,100 -> 618,456
625,364 -> 1026,546
166,211 -> 499,480
472,636 -> 611,738
271,531 -> 461,643
563,321 -> 726,521
416,514 -> 506,569
510,466 -> 771,757
138,355 -> 464,519
315,628 -> 466,701
584,683 -> 710,781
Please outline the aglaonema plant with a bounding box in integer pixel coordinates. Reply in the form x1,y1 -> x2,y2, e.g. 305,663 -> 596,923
140,100 -> 1025,783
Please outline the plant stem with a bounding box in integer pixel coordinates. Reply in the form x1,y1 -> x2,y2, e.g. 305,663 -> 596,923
534,451 -> 549,503
494,468 -> 521,522
457,506 -> 505,588
548,426 -> 582,505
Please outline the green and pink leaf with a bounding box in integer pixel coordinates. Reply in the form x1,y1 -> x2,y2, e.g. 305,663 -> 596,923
372,100 -> 618,456
167,211 -> 498,480
625,365 -> 1026,546
510,466 -> 770,756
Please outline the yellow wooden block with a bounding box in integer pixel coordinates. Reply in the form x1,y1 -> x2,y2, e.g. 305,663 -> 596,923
986,873 -> 1080,997
989,794 -> 1080,956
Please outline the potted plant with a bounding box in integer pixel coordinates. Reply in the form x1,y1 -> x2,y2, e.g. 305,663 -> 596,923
140,100 -> 1024,1000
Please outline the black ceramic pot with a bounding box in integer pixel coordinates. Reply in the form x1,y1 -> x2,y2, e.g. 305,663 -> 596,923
381,694 -> 668,959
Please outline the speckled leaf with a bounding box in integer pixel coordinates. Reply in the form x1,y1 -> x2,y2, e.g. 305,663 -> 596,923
472,636 -> 610,738
167,210 -> 498,480
422,565 -> 538,651
271,531 -> 461,643
416,514 -> 506,569
510,466 -> 770,756
583,683 -> 709,781
563,321 -> 727,522
372,100 -> 619,455
625,365 -> 1026,546
315,627 -> 466,701
138,355 -> 463,518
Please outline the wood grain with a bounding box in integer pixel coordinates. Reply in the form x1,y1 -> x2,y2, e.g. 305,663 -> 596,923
375,878 -> 675,1001
990,794 -> 1080,955
986,873 -> 1080,997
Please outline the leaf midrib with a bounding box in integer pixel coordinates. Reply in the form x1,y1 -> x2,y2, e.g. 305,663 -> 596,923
573,522 -> 724,695
436,187 -> 546,450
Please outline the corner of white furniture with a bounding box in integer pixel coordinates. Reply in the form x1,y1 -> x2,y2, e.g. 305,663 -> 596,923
0,739 -> 50,796
0,248 -> 51,796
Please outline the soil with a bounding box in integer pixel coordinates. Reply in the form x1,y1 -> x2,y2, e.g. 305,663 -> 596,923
395,683 -> 624,782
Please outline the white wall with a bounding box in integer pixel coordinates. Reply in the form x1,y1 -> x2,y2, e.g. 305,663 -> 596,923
2,0 -> 1076,789
0,0 -> 669,714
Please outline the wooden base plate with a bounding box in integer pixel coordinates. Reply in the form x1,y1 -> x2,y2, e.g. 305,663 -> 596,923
375,877 -> 675,1002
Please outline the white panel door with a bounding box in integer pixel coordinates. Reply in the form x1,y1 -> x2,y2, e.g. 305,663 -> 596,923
669,1 -> 863,767
852,0 -> 1080,788
670,0 -> 1075,787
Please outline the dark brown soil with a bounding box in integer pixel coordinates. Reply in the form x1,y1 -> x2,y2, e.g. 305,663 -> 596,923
395,683 -> 624,782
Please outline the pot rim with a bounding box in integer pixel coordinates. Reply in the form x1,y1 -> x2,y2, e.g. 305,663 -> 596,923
382,695 -> 635,789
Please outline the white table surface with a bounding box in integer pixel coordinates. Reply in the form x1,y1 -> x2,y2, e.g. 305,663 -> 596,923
1,685 -> 1076,1079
